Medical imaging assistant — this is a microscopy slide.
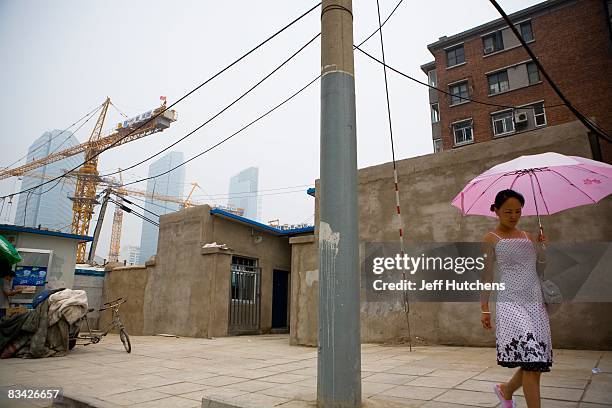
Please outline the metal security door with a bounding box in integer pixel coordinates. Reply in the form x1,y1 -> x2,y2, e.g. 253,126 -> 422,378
229,256 -> 261,334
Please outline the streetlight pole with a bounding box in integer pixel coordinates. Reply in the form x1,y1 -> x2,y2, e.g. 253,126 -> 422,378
318,1 -> 361,406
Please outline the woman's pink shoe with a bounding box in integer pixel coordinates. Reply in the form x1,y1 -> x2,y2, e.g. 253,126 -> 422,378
493,383 -> 516,408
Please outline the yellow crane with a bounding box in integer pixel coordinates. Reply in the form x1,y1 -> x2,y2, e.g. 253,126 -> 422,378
107,170 -> 126,263
0,97 -> 178,262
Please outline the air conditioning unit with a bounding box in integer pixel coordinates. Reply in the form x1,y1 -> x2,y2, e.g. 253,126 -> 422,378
514,112 -> 529,124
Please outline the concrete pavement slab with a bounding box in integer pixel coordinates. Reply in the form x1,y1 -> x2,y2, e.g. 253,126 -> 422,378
0,333 -> 606,407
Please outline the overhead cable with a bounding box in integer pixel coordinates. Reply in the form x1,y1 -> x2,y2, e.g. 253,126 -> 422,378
2,102 -> 103,170
120,74 -> 322,188
374,0 -> 412,352
355,45 -> 566,112
488,0 -> 612,143
116,0 -> 408,188
1,2 -> 322,199
100,32 -> 321,179
108,198 -> 159,227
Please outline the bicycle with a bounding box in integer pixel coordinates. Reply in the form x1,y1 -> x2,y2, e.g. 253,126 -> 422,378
69,297 -> 131,353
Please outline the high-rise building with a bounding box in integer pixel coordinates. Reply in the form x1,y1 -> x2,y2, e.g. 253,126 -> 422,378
420,0 -> 612,162
228,167 -> 259,220
119,245 -> 141,266
14,130 -> 83,232
138,151 -> 185,264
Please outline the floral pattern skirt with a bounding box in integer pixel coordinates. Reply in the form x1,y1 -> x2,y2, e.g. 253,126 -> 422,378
495,301 -> 553,372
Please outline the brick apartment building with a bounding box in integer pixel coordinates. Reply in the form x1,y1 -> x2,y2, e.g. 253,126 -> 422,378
420,0 -> 612,162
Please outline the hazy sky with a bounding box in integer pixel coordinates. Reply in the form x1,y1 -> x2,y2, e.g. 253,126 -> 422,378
0,0 -> 540,259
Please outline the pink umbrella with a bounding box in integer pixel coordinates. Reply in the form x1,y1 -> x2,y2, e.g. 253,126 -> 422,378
452,152 -> 612,230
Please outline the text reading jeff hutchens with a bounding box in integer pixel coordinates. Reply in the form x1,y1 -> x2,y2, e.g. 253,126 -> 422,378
371,254 -> 505,292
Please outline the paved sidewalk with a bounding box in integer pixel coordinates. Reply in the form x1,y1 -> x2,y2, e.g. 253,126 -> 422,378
1,334 -> 610,407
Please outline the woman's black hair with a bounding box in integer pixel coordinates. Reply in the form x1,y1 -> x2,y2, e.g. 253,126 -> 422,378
490,189 -> 525,212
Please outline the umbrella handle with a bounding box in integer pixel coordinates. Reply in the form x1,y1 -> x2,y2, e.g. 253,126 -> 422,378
538,225 -> 546,250
529,170 -> 546,250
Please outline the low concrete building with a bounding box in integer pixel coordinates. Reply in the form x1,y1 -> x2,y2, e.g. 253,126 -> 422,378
0,224 -> 93,290
102,208 -> 313,337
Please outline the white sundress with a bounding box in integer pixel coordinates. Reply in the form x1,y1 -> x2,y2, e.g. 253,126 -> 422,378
490,231 -> 553,372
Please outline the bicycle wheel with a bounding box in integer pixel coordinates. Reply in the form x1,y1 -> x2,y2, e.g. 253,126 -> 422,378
119,329 -> 131,353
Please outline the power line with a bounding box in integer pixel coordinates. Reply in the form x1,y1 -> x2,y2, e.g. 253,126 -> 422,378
112,193 -> 161,219
108,198 -> 159,227
374,0 -> 412,352
354,46 -> 567,112
100,32 -> 321,179
488,0 -> 612,143
120,74 -> 322,189
118,194 -> 179,214
356,0 -> 404,48
3,102 -> 103,170
202,188 -> 314,201
190,183 -> 314,199
1,2 -> 322,200
116,0 -> 407,190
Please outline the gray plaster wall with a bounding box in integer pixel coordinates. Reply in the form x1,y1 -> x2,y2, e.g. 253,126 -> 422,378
9,232 -> 79,289
142,206 -> 210,337
101,265 -> 149,335
289,235 -> 318,346
73,274 -> 104,329
292,121 -> 612,349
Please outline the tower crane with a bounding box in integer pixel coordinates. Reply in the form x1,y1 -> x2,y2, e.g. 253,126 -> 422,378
107,169 -> 126,263
0,98 -> 178,262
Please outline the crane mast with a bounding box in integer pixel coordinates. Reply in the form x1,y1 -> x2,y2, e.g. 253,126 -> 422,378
108,170 -> 125,263
71,98 -> 111,262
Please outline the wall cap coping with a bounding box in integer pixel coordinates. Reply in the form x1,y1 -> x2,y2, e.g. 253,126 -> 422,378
289,235 -> 316,245
201,246 -> 234,256
108,265 -> 147,272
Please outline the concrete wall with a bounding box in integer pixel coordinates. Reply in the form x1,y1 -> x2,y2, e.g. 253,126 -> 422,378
292,121 -> 612,349
100,265 -> 149,335
289,235 -> 318,346
73,273 -> 104,329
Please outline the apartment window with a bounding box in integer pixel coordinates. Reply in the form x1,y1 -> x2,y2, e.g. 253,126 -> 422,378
433,139 -> 443,153
452,120 -> 473,145
483,31 -> 504,54
527,62 -> 539,84
446,44 -> 465,67
428,70 -> 437,87
531,102 -> 546,126
492,110 -> 515,136
519,21 -> 534,42
431,103 -> 440,123
488,70 -> 509,95
449,81 -> 469,105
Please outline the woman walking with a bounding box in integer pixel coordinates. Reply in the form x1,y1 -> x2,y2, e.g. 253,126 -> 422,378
481,189 -> 552,408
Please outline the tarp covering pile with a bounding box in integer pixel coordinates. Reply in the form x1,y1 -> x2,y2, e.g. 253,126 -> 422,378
0,289 -> 88,358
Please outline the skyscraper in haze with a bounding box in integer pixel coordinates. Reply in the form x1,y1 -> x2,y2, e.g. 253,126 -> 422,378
138,151 -> 185,264
14,130 -> 83,232
228,167 -> 259,220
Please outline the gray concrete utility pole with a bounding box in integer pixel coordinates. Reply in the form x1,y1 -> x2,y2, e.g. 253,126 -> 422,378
318,1 -> 361,407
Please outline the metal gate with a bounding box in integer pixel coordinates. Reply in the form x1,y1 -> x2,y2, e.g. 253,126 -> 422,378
228,256 -> 261,334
